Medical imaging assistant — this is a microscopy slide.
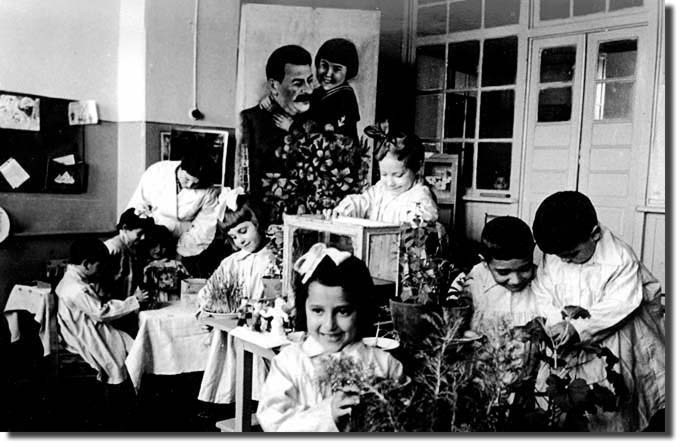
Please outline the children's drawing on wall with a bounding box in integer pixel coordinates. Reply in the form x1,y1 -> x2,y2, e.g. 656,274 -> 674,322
0,93 -> 40,131
68,100 -> 99,125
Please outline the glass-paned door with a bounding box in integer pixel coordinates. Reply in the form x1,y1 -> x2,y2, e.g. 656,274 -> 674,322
521,27 -> 655,246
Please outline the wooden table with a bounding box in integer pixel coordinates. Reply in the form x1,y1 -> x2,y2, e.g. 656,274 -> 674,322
202,317 -> 290,432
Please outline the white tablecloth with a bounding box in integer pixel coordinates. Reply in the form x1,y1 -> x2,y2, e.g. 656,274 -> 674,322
3,282 -> 53,356
125,301 -> 213,390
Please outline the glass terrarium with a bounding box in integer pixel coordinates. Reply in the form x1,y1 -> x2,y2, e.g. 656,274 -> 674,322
282,214 -> 402,298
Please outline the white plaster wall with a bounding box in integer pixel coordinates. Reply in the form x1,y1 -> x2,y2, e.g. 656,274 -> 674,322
0,0 -> 120,120
144,0 -> 238,127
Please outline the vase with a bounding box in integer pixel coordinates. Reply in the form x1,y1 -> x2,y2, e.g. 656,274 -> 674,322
389,299 -> 439,344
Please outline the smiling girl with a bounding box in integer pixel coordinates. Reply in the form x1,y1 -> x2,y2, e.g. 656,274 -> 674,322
333,131 -> 438,225
256,243 -> 403,431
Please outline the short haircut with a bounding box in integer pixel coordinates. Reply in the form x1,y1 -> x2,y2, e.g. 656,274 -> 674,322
146,224 -> 176,256
315,38 -> 359,80
222,194 -> 268,234
480,216 -> 535,261
179,155 -> 212,184
293,256 -> 376,338
266,45 -> 312,82
117,208 -> 154,231
70,238 -> 109,265
375,133 -> 425,174
532,190 -> 598,254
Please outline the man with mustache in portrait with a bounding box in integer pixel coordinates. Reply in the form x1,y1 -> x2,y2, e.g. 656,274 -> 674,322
238,44 -> 314,206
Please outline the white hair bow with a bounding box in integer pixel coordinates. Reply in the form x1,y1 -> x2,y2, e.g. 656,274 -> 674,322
293,243 -> 351,284
219,186 -> 245,212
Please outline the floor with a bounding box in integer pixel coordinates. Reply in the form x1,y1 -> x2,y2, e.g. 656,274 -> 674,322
1,312 -> 238,433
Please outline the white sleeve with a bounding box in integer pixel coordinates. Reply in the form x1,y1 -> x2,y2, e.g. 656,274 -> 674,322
69,287 -> 139,323
336,185 -> 376,219
177,188 -> 220,257
126,167 -> 153,214
255,355 -> 338,432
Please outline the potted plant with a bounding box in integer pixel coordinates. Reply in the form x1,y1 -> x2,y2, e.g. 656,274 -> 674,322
390,219 -> 468,343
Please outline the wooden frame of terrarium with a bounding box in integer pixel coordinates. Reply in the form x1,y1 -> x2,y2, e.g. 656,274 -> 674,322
282,214 -> 401,299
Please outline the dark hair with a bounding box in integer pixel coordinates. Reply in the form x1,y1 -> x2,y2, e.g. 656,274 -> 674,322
222,194 -> 268,234
266,45 -> 312,82
532,191 -> 598,254
117,208 -> 154,232
315,38 -> 359,80
293,256 -> 376,338
375,133 -> 425,174
480,216 -> 535,261
179,155 -> 211,185
146,224 -> 176,257
70,238 -> 109,265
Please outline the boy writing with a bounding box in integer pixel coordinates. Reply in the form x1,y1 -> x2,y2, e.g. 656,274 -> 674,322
56,238 -> 148,384
531,191 -> 665,432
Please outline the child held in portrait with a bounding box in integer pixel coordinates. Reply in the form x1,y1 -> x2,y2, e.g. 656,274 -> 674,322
310,38 -> 361,142
196,192 -> 276,314
532,191 -> 665,432
104,208 -> 154,300
332,131 -> 438,225
256,243 -> 403,432
462,216 -> 540,331
141,224 -> 190,305
56,238 -> 148,384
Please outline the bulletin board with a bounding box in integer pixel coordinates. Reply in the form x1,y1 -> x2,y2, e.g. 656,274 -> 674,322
0,90 -> 86,193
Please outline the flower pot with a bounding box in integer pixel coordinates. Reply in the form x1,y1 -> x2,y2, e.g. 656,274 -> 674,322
389,299 -> 439,344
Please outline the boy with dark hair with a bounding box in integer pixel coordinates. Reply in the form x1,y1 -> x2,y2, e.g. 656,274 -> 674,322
461,216 -> 540,330
56,238 -> 147,384
532,190 -> 665,432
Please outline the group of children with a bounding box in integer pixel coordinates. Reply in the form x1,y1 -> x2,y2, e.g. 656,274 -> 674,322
51,34 -> 664,433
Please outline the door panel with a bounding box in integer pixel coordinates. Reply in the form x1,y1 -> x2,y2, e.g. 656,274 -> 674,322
579,27 -> 654,245
521,35 -> 585,226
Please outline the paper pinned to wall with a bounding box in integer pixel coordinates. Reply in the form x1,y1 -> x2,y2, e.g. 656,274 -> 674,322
0,157 -> 30,189
68,100 -> 98,125
0,94 -> 40,131
53,154 -> 76,165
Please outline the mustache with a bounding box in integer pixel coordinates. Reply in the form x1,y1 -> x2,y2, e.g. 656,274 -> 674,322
294,94 -> 312,103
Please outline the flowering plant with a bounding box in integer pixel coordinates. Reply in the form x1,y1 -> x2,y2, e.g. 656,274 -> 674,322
261,123 -> 371,224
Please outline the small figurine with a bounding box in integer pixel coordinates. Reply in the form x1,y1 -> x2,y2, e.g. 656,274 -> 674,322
237,298 -> 250,327
267,297 -> 291,337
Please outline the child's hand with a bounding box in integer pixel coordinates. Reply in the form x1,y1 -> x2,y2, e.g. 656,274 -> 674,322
273,113 -> 293,132
259,95 -> 273,111
134,287 -> 150,302
332,199 -> 354,218
547,321 -> 579,350
330,388 -> 360,425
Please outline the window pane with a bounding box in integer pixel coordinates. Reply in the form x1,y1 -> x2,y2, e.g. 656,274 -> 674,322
416,45 -> 446,90
477,143 -> 511,190
610,0 -> 644,11
594,81 -> 634,120
540,0 -> 570,20
445,143 -> 473,188
574,0 -> 605,15
538,87 -> 572,122
417,4 -> 447,37
415,94 -> 443,139
449,0 -> 482,32
597,40 -> 637,79
482,36 -> 517,86
447,41 -> 479,89
485,0 -> 520,27
445,91 -> 477,138
479,90 -> 514,138
540,46 -> 576,83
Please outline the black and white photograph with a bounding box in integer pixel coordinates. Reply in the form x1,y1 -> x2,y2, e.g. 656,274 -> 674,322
0,0 -> 673,439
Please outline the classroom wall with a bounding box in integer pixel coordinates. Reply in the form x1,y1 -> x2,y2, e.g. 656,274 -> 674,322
0,0 -> 122,305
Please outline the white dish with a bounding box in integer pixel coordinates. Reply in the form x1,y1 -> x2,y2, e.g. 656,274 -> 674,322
0,206 -> 10,243
362,336 -> 399,351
